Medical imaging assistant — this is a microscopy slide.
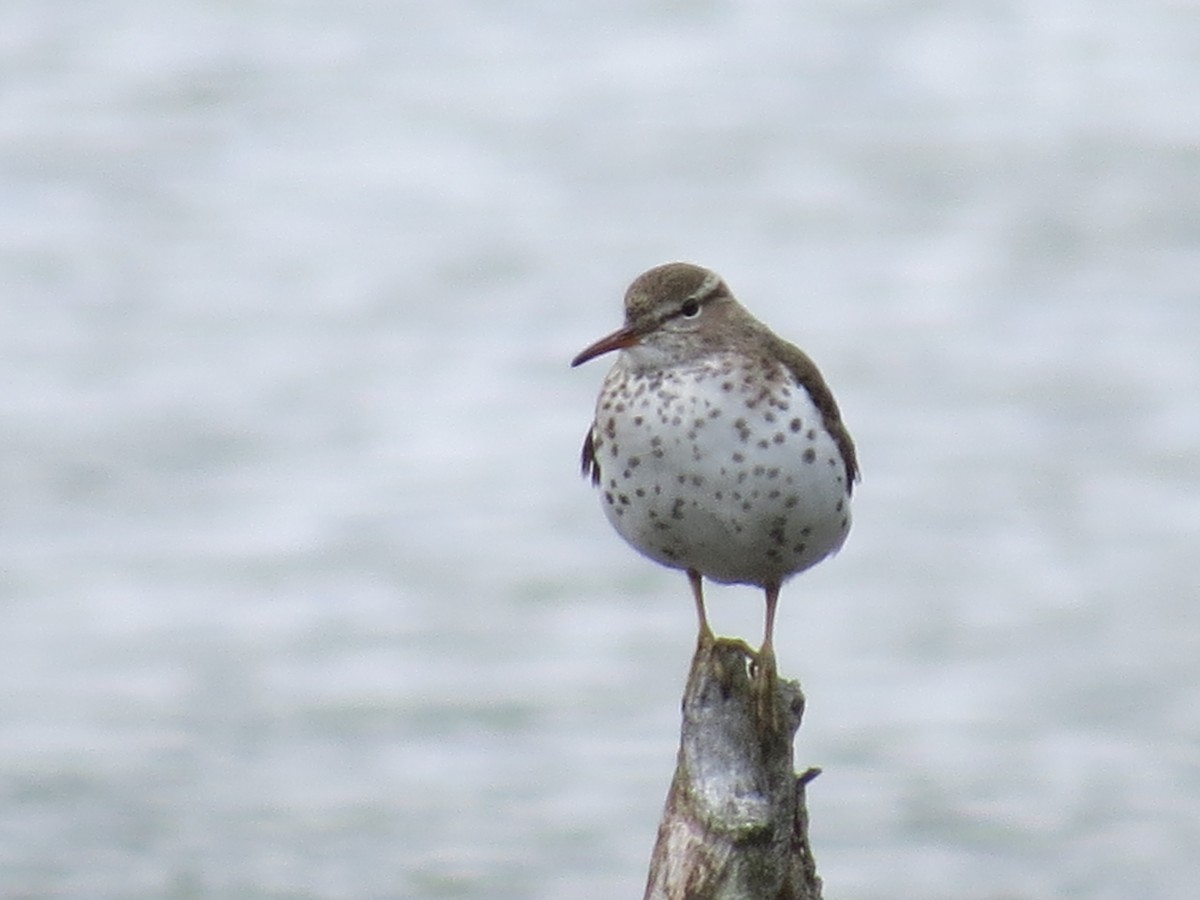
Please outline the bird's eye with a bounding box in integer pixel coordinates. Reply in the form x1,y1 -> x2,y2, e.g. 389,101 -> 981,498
680,299 -> 701,319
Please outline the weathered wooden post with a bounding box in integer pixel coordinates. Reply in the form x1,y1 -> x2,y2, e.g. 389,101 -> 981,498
643,637 -> 823,900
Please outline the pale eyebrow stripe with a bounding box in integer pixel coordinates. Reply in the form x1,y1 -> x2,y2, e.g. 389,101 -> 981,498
692,270 -> 722,301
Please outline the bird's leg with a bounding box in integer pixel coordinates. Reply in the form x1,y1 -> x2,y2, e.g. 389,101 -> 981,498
688,568 -> 714,648
755,581 -> 781,678
750,582 -> 782,726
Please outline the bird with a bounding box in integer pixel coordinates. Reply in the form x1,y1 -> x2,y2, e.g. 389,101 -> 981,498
571,262 -> 858,680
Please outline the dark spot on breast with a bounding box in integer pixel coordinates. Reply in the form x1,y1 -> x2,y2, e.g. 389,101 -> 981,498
803,448 -> 816,464
671,498 -> 686,520
773,432 -> 785,444
732,452 -> 745,463
792,542 -> 807,554
790,418 -> 803,433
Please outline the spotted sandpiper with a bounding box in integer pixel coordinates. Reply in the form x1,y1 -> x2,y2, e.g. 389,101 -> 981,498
572,262 -> 858,678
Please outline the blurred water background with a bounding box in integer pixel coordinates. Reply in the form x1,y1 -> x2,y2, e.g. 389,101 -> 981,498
2,1 -> 1199,898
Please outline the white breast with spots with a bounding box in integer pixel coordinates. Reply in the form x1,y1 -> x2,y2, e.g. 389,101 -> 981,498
590,354 -> 852,587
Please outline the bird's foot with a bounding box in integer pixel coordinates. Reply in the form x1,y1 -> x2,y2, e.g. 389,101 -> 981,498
750,643 -> 783,730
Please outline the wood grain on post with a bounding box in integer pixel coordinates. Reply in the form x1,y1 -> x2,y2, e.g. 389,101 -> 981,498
643,638 -> 823,900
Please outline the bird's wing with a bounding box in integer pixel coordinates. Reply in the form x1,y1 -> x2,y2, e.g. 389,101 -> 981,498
775,340 -> 860,494
581,427 -> 602,486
